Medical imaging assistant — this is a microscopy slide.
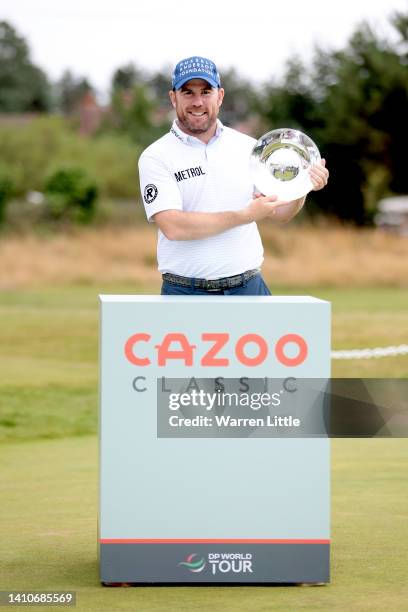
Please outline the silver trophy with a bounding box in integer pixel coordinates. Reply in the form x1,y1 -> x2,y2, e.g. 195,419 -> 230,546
250,128 -> 321,200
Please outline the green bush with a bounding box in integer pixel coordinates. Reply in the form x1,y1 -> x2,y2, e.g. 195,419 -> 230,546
44,168 -> 98,223
0,116 -> 142,199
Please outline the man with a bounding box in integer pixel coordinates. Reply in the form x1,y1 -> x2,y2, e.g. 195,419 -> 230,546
138,56 -> 329,295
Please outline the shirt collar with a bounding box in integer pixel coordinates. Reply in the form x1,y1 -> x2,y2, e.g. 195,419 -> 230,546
170,119 -> 224,146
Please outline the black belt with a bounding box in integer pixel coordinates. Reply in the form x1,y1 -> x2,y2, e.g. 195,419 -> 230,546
162,269 -> 260,291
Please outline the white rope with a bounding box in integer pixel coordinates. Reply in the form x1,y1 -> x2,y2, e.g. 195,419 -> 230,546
331,344 -> 408,360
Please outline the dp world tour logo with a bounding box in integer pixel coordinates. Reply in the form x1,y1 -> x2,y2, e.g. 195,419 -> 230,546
178,553 -> 206,573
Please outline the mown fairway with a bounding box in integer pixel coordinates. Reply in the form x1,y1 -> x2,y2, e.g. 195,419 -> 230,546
1,284 -> 407,610
1,284 -> 407,442
2,436 -> 407,611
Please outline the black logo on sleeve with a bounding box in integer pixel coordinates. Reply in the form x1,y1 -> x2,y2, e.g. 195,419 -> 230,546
144,184 -> 158,204
174,166 -> 206,183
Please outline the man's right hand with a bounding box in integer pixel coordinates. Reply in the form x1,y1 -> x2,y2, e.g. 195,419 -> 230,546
241,193 -> 280,223
243,191 -> 308,225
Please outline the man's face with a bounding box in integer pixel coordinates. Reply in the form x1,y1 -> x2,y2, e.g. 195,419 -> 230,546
169,79 -> 224,138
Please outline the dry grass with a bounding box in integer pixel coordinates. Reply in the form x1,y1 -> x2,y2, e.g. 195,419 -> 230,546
0,222 -> 407,289
260,221 -> 408,288
0,226 -> 158,290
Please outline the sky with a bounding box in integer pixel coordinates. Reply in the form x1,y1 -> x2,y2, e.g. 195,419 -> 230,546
1,0 -> 406,97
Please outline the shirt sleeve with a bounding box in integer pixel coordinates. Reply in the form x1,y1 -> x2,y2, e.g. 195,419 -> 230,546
138,152 -> 183,222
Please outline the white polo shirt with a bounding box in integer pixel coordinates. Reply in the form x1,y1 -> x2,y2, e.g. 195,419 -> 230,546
138,119 -> 264,279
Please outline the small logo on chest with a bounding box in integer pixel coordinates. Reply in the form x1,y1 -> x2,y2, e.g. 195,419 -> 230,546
174,166 -> 206,183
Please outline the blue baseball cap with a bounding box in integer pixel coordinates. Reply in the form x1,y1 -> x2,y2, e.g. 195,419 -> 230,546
172,56 -> 221,90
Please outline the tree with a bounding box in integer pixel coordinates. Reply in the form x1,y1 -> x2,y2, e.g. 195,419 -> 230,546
149,67 -> 172,101
218,67 -> 260,126
256,56 -> 320,132
111,63 -> 147,93
106,63 -> 170,146
256,13 -> 408,224
0,21 -> 50,112
311,19 -> 408,221
108,82 -> 165,146
55,70 -> 94,115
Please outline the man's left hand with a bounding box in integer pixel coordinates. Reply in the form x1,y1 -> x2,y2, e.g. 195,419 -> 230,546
309,159 -> 329,191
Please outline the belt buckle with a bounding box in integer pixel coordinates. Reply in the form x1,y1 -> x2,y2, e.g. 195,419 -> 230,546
207,281 -> 220,291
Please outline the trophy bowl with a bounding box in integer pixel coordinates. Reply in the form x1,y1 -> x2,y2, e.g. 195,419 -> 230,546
250,128 -> 321,201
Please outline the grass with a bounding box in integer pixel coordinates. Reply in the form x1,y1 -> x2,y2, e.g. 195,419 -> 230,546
0,268 -> 407,609
1,436 -> 407,611
278,286 -> 408,377
0,284 -> 407,442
